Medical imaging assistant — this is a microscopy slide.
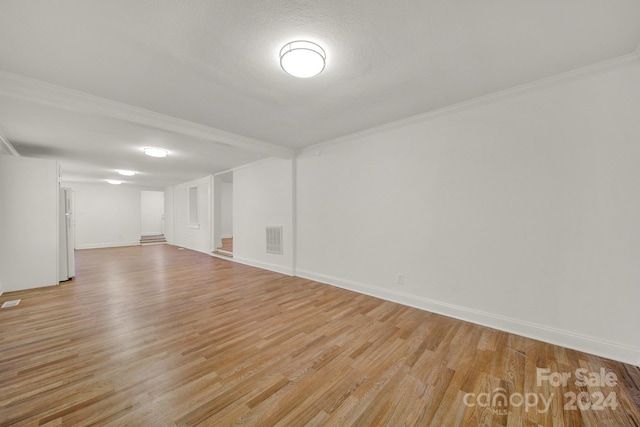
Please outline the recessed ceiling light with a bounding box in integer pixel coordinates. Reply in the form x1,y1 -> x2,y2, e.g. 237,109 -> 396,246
280,40 -> 326,78
143,147 -> 169,158
117,170 -> 136,176
106,179 -> 122,185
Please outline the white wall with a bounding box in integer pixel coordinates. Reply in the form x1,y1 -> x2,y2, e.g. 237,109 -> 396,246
221,182 -> 233,238
212,175 -> 222,250
0,160 -> 3,295
296,61 -> 640,365
233,158 -> 294,275
164,186 -> 175,244
140,190 -> 164,236
0,158 -> 3,295
0,155 -> 59,292
171,175 -> 212,254
65,182 -> 156,249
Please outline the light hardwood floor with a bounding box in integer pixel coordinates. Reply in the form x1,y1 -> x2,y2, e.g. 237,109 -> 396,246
0,245 -> 638,426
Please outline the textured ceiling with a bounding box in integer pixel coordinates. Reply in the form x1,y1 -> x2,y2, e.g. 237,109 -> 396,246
1,0 -> 640,186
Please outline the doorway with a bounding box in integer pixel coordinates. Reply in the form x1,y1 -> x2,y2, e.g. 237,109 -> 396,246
140,190 -> 166,244
213,171 -> 233,256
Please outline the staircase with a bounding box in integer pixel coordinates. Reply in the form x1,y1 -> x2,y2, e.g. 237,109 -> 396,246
214,237 -> 233,257
140,234 -> 167,245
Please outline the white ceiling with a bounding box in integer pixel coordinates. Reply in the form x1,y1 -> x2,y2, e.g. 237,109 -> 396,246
1,1 -> 639,187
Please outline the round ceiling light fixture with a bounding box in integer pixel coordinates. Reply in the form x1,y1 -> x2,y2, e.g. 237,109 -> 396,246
117,169 -> 136,176
280,40 -> 326,78
106,179 -> 122,185
143,147 -> 169,158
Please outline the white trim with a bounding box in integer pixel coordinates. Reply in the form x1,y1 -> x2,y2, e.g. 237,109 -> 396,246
0,130 -> 20,156
298,53 -> 640,155
213,169 -> 235,177
211,252 -> 233,261
223,255 -> 294,277
76,242 -> 140,250
0,71 -> 293,159
296,269 -> 640,366
230,157 -> 279,173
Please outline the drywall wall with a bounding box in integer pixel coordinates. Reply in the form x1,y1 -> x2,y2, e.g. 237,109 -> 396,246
0,155 -> 59,292
212,174 -> 223,251
64,182 -> 160,249
233,158 -> 294,275
221,182 -> 233,238
0,163 -> 3,295
296,61 -> 640,365
171,175 -> 212,254
164,186 -> 175,244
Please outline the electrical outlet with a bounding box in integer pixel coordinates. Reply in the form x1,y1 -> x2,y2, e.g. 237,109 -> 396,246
397,273 -> 404,285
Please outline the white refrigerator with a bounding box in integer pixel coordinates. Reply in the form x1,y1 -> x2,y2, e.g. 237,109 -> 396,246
59,187 -> 75,281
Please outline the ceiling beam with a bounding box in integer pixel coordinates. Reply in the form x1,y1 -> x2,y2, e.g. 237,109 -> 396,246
0,71 -> 293,160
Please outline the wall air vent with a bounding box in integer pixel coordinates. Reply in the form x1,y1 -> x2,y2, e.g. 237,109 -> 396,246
1,299 -> 21,308
266,226 -> 283,255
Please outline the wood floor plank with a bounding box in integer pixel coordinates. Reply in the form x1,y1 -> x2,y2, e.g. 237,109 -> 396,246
0,245 -> 638,426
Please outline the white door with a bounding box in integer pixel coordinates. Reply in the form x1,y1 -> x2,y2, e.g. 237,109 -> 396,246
141,191 -> 164,236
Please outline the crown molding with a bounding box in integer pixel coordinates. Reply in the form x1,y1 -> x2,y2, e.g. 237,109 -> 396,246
229,156 -> 290,173
298,52 -> 640,155
0,71 -> 293,159
0,129 -> 20,156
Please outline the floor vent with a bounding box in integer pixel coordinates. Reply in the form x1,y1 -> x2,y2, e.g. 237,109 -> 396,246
266,226 -> 283,255
1,299 -> 21,308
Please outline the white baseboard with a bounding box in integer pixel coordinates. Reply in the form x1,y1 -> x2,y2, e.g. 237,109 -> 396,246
165,243 -> 213,256
228,256 -> 294,277
296,269 -> 640,366
76,241 -> 140,250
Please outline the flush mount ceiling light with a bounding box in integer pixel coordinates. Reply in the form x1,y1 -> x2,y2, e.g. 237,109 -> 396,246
143,147 -> 169,158
106,179 -> 122,185
280,40 -> 326,78
117,170 -> 136,176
